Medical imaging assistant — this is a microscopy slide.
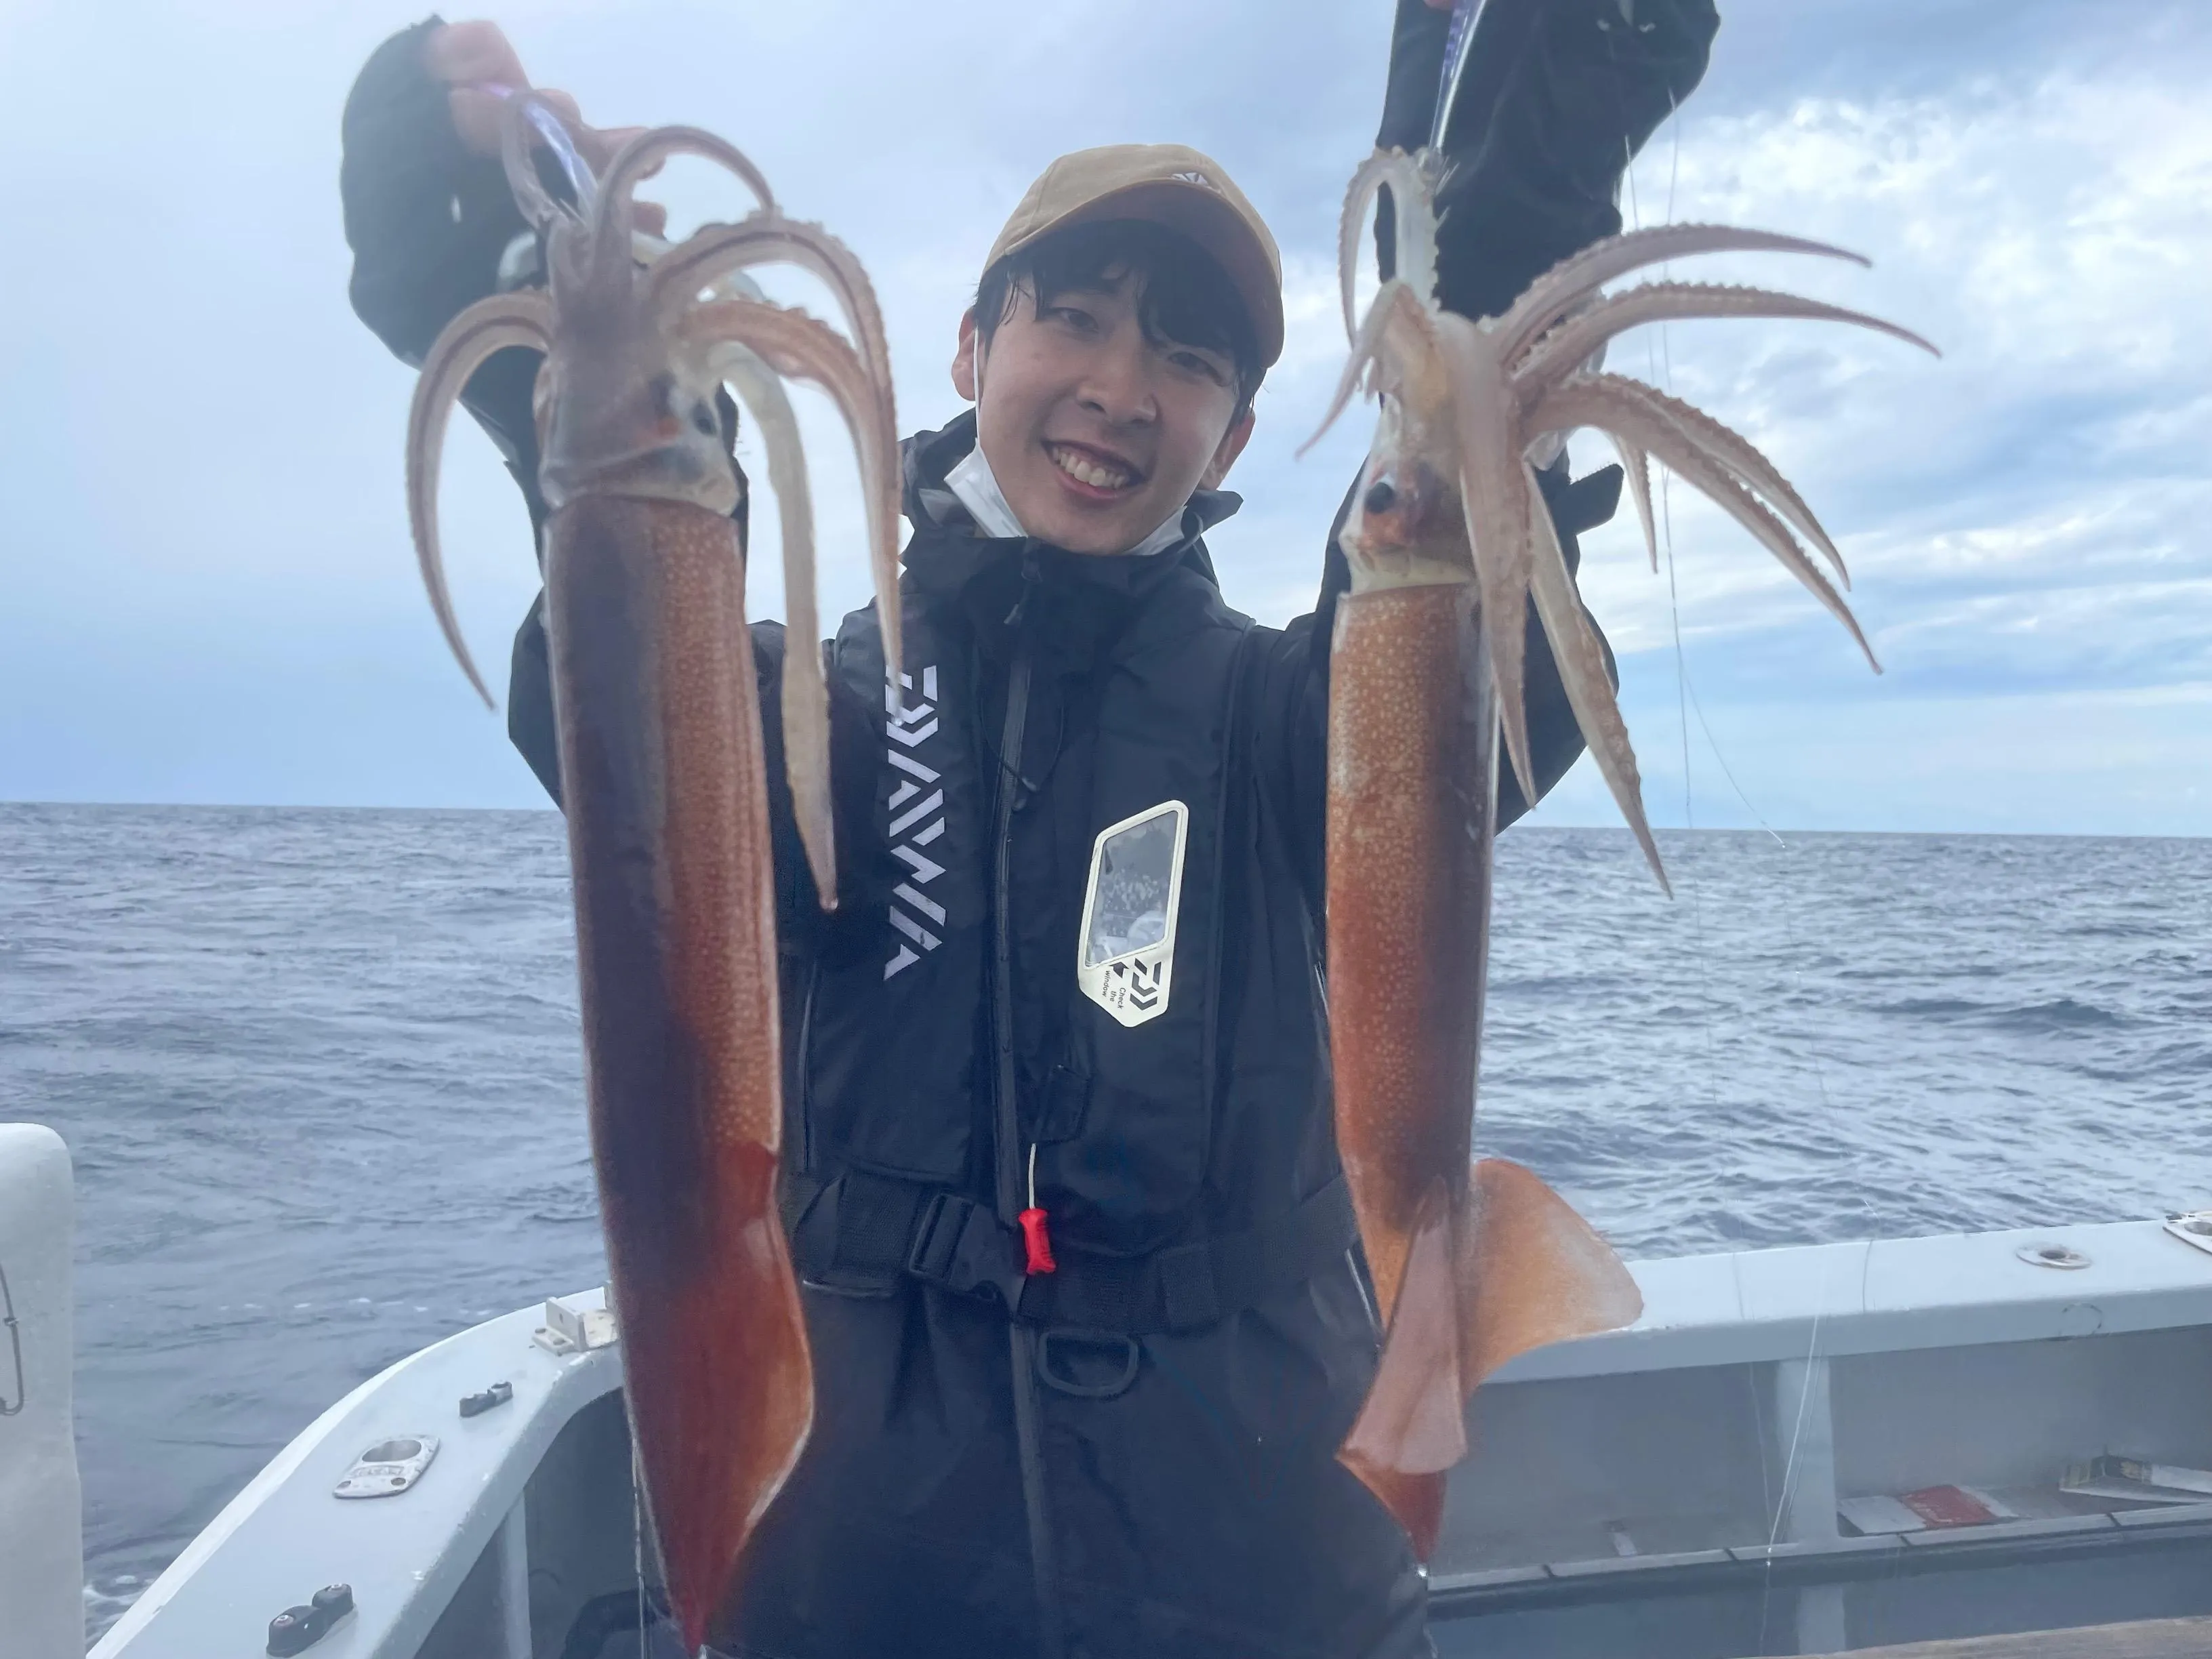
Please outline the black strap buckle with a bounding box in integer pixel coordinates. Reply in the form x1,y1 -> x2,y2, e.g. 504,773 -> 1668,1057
828,1172 -> 1358,1334
906,1191 -> 1027,1309
905,1190 -> 966,1282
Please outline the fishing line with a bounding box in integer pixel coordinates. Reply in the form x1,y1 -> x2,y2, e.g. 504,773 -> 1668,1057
1609,38 -> 1869,1650
1744,1334 -> 1772,1557
1656,96 -> 1697,842
1653,96 -> 1697,848
1648,81 -> 1852,1197
1628,77 -> 1845,1647
1618,141 -> 1828,1645
1619,71 -> 1788,852
1654,94 -> 1849,1188
1616,68 -> 1729,1123
1767,1282 -> 1830,1552
1650,104 -> 1784,851
1754,1237 -> 1870,1654
1654,87 -> 1840,1194
1645,87 -> 1852,1582
1680,668 -> 1784,847
1663,100 -> 1858,1194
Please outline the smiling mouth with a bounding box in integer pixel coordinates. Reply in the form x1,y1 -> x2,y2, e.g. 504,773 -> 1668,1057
1046,441 -> 1142,495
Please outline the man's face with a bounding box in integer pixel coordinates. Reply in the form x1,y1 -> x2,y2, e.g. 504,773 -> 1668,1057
953,270 -> 1255,555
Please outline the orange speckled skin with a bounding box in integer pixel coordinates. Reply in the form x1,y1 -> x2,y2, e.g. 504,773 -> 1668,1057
1326,577 -> 1643,1563
1326,582 -> 1496,1325
544,494 -> 812,1650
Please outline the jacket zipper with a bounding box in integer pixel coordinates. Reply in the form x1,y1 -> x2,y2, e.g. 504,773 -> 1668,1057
992,641 -> 1033,1223
991,610 -> 1065,1659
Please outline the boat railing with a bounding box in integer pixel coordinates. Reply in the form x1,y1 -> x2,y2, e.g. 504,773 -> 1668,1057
0,1122 -> 83,1659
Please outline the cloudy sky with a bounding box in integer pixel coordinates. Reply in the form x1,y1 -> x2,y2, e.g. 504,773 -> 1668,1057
3,0 -> 2207,834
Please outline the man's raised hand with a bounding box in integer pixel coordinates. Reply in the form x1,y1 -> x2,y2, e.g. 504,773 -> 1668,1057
425,20 -> 666,237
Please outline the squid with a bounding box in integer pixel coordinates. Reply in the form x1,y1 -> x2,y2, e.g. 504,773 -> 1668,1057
1310,150 -> 1934,1556
403,96 -> 902,1654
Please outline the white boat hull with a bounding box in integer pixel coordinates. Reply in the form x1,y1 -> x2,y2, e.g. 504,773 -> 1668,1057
0,1125 -> 81,1659
69,1191 -> 2212,1658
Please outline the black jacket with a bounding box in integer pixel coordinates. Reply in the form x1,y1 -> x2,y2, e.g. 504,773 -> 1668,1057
342,9 -> 1713,1657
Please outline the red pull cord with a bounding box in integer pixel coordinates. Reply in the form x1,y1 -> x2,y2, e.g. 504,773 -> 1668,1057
1021,1144 -> 1056,1275
1019,1207 -> 1057,1275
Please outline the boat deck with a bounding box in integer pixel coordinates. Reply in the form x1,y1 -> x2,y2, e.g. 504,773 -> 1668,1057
1819,1615 -> 2212,1656
81,1212 -> 2212,1659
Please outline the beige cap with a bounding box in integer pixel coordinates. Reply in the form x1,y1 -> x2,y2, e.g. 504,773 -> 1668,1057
985,144 -> 1284,369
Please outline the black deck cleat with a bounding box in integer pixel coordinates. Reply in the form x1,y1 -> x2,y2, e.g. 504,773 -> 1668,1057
266,1583 -> 352,1655
459,1380 -> 514,1418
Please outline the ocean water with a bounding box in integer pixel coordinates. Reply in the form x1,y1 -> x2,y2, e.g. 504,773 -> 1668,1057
0,803 -> 2206,1641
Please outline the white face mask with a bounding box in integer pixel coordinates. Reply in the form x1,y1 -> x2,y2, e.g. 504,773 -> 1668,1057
949,331 -> 1190,558
943,441 -> 1029,541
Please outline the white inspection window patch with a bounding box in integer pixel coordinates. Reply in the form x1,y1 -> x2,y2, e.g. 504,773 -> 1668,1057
1076,800 -> 1189,1029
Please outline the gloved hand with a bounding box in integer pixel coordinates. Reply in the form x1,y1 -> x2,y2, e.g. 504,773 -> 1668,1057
424,20 -> 668,237
1373,0 -> 1720,320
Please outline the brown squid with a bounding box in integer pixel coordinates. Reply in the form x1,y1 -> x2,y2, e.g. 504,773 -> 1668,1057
1311,150 -> 1934,1555
403,96 -> 901,1652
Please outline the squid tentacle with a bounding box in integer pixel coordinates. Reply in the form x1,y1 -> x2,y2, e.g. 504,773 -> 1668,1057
592,124 -> 779,253
404,291 -> 556,705
681,297 -> 904,694
1300,280 -> 1422,457
1521,460 -> 1668,892
1562,373 -> 1858,587
1515,283 -> 1938,393
1612,435 -> 1660,572
1435,315 -> 1539,806
650,218 -> 895,398
1496,226 -> 1865,363
1338,149 -> 1438,341
692,331 -> 836,901
1532,379 -> 1881,672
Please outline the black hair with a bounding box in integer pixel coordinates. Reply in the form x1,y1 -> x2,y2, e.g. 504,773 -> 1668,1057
974,218 -> 1264,422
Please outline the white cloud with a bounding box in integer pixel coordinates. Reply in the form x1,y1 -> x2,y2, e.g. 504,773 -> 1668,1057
1,1 -> 2208,826
1559,68 -> 2212,677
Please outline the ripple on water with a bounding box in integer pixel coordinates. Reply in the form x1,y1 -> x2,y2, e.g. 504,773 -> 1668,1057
4,808 -> 2209,1639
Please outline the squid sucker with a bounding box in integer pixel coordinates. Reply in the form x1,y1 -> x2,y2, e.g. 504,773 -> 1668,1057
402,97 -> 902,1654
1311,151 -> 1936,1557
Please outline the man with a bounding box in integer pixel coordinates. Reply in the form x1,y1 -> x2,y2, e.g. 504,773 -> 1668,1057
342,5 -> 1714,1655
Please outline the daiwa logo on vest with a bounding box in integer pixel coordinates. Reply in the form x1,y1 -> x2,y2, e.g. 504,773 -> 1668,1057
1076,800 -> 1189,1028
884,665 -> 945,980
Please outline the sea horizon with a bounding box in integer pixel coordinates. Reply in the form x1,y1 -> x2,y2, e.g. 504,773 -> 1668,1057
5,795 -> 2207,843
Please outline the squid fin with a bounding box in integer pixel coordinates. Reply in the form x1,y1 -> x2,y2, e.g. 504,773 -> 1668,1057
1356,1468 -> 1449,1566
1458,1160 -> 1643,1388
1340,1182 -> 1467,1558
1343,1162 -> 1641,1559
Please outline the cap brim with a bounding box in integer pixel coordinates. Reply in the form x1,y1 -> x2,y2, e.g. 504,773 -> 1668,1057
999,178 -> 1284,370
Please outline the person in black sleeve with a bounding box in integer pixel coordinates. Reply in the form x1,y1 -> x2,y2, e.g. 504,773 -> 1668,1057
341,5 -> 1714,1656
